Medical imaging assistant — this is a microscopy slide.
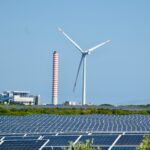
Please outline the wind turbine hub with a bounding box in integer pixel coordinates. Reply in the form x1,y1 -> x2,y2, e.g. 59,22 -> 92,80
83,51 -> 90,55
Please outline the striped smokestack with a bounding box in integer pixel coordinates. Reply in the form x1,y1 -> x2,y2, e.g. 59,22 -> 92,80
52,51 -> 59,105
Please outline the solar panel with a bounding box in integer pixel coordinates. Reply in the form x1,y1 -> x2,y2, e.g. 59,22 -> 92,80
44,136 -> 78,146
0,134 -> 24,137
42,146 -> 109,150
4,136 -> 40,140
125,133 -> 147,135
115,135 -> 143,145
41,146 -> 109,150
111,147 -> 137,150
42,147 -> 67,150
93,147 -> 109,150
58,132 -> 87,135
92,133 -> 120,135
26,133 -> 56,136
79,135 -> 118,146
0,140 -> 47,150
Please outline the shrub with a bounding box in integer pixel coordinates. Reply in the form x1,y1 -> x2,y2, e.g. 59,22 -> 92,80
64,140 -> 101,150
137,135 -> 150,150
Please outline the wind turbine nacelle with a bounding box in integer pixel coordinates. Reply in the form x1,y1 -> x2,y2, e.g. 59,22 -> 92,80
87,51 -> 91,55
83,51 -> 91,55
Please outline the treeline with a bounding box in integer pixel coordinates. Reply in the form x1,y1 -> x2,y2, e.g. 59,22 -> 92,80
0,107 -> 150,116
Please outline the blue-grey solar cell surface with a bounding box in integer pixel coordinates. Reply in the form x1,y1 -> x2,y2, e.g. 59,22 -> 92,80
41,147 -> 64,150
111,148 -> 136,150
0,114 -> 150,133
0,114 -> 150,149
79,135 -> 118,146
43,135 -> 78,146
116,135 -> 143,145
4,136 -> 39,140
0,140 -> 47,150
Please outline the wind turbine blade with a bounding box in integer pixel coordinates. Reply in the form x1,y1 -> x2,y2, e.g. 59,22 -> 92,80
88,40 -> 110,52
73,55 -> 83,92
58,27 -> 83,53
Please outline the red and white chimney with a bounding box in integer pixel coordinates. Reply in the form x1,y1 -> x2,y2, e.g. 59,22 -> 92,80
52,51 -> 59,105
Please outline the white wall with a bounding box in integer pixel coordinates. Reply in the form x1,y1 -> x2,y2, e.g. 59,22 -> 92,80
13,95 -> 34,104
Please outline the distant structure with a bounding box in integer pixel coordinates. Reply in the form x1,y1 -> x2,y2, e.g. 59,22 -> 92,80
0,91 -> 40,105
52,51 -> 59,105
64,101 -> 76,106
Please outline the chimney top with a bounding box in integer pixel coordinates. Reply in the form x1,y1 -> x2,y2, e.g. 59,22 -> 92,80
53,51 -> 58,54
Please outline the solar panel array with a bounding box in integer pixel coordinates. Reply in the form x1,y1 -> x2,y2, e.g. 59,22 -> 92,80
0,133 -> 146,150
0,114 -> 150,133
0,114 -> 150,149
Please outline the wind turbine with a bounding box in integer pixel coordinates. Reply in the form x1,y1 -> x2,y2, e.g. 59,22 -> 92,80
58,27 -> 110,105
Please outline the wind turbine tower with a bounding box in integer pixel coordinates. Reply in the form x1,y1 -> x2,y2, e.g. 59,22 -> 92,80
58,28 -> 110,105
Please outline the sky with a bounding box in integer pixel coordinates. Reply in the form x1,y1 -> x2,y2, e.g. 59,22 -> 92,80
0,0 -> 150,105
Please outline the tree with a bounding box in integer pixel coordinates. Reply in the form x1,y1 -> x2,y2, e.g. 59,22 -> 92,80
137,135 -> 150,150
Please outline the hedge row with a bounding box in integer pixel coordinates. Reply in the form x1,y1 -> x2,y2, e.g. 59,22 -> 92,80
0,107 -> 150,116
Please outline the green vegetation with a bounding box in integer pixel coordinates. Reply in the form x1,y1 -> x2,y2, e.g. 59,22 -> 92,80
0,106 -> 150,116
137,135 -> 150,150
123,104 -> 150,108
64,140 -> 101,150
99,104 -> 114,107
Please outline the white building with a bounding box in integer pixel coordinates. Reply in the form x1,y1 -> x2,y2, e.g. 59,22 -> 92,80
0,91 -> 40,105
